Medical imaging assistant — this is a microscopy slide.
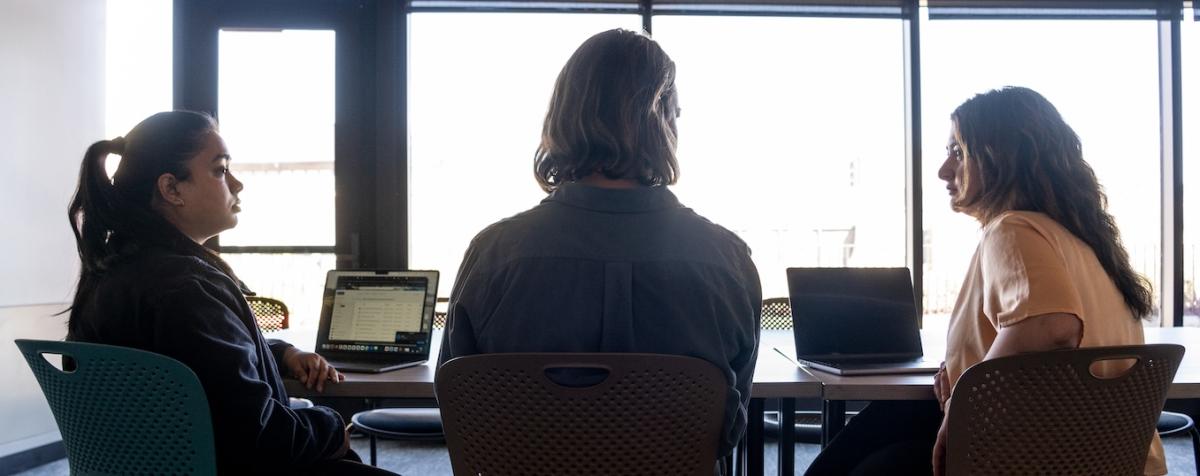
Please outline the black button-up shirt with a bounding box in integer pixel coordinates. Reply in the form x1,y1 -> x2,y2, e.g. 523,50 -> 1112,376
70,247 -> 347,473
439,182 -> 762,456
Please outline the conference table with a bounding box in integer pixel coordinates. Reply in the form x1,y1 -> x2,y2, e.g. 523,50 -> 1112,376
280,326 -> 1200,476
277,327 -> 823,476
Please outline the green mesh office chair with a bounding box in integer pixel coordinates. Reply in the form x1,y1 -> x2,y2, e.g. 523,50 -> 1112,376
15,339 -> 218,476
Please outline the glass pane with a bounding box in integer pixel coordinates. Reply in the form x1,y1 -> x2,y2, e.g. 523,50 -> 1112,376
654,16 -> 907,300
222,253 -> 337,328
408,13 -> 642,297
217,29 -> 336,247
1185,10 -> 1199,326
921,14 -> 1161,329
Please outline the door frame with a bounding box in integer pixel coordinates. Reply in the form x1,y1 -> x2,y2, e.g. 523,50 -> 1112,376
173,0 -> 409,269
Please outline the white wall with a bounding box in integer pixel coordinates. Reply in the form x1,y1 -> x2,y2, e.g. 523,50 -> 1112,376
0,0 -> 106,459
0,0 -> 103,307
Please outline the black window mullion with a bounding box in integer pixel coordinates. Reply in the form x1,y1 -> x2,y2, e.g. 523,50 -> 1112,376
903,0 -> 923,321
1159,0 -> 1184,326
374,0 -> 409,270
642,0 -> 653,32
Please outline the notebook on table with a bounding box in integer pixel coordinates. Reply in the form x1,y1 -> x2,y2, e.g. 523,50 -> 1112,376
786,267 -> 939,376
314,270 -> 439,373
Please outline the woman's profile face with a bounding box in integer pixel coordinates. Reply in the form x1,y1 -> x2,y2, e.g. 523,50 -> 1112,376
937,124 -> 965,213
171,131 -> 243,240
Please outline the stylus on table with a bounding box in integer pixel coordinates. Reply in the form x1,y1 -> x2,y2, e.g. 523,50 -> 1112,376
773,347 -> 817,378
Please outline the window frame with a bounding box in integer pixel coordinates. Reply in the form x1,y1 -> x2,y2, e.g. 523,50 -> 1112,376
174,0 -> 401,269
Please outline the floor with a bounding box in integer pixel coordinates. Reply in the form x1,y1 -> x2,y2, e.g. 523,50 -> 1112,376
14,435 -> 1199,475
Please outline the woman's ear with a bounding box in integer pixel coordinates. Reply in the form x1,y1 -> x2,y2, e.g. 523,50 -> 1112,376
156,173 -> 184,207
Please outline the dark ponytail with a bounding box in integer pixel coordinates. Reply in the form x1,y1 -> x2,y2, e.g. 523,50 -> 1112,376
69,138 -> 126,275
66,111 -> 239,334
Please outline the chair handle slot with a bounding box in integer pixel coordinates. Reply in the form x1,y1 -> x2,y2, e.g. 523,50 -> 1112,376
1087,355 -> 1140,380
38,351 -> 77,373
543,366 -> 612,388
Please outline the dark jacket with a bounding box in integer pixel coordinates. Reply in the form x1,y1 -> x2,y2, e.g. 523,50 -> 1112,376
70,247 -> 346,474
439,182 -> 762,456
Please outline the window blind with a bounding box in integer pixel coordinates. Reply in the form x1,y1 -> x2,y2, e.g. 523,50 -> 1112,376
408,0 -> 641,13
927,1 -> 1165,19
651,0 -> 905,17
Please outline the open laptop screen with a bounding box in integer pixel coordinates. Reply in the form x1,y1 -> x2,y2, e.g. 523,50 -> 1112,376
787,267 -> 923,357
317,272 -> 436,357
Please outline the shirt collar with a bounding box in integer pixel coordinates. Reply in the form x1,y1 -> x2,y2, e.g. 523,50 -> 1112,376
544,182 -> 683,214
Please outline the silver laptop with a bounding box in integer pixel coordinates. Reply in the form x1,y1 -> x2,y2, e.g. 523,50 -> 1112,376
787,267 -> 939,376
314,270 -> 439,373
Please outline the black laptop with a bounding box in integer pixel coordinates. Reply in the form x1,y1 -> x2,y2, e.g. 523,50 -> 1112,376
786,267 -> 939,376
314,270 -> 439,373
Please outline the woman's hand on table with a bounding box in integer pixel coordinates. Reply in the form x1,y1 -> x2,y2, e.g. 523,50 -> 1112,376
282,348 -> 344,392
933,361 -> 950,411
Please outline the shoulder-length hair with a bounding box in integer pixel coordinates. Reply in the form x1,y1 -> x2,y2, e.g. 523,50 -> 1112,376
534,28 -> 680,192
951,86 -> 1154,319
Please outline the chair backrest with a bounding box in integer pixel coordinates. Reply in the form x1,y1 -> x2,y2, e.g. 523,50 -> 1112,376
434,297 -> 449,329
946,344 -> 1184,476
15,339 -> 218,476
761,297 -> 792,330
436,353 -> 728,476
246,296 -> 290,331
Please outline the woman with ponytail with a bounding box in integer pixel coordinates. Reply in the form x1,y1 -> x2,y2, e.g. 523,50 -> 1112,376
66,111 -> 395,475
807,87 -> 1162,476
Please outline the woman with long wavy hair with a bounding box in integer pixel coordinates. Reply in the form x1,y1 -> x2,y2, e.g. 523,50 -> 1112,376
806,87 -> 1161,476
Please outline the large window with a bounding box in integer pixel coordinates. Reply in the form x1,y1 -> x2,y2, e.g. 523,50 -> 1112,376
218,30 -> 336,248
407,13 -> 642,297
1185,8 -> 1198,326
921,16 -> 1162,327
653,16 -> 907,299
106,7 -> 340,325
145,2 -> 1193,327
217,29 -> 338,325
